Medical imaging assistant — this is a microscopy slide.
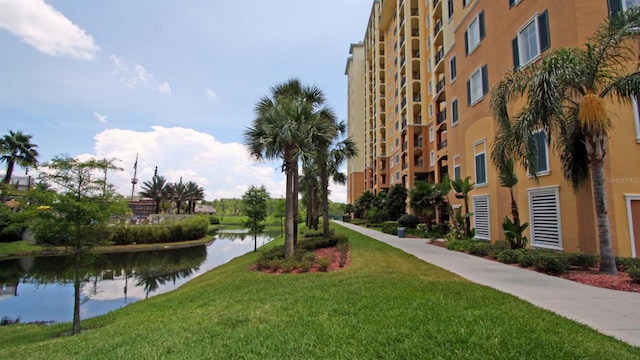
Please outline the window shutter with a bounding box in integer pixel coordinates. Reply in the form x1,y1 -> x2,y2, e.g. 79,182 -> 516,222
509,0 -> 516,8
479,11 -> 486,40
466,80 -> 471,105
512,37 -> 520,69
538,10 -> 550,52
607,0 -> 622,17
472,195 -> 490,240
464,30 -> 469,55
481,65 -> 489,95
528,188 -> 562,249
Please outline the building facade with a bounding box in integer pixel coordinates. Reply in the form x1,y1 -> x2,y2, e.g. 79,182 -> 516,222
346,0 -> 640,257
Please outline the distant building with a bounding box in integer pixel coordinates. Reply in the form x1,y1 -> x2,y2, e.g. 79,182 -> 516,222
127,199 -> 155,217
5,176 -> 33,191
194,204 -> 216,215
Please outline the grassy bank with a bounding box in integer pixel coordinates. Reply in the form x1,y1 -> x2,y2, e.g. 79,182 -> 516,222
1,224 -> 638,359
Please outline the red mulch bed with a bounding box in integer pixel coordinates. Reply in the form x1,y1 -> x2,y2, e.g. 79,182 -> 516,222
252,245 -> 351,274
426,240 -> 639,293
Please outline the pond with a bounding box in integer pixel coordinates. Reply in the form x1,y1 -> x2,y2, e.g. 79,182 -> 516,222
0,230 -> 275,324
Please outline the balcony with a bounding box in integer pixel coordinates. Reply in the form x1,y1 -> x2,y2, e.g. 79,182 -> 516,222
401,98 -> 407,109
411,29 -> 419,37
411,8 -> 419,16
416,139 -> 423,148
435,48 -> 445,65
433,0 -> 441,8
412,72 -> 420,80
401,77 -> 407,88
402,119 -> 407,129
413,93 -> 422,102
412,50 -> 420,58
437,139 -> 448,150
434,18 -> 443,35
436,78 -> 446,94
402,163 -> 409,170
437,110 -> 447,124
402,141 -> 408,151
401,57 -> 406,67
415,114 -> 422,124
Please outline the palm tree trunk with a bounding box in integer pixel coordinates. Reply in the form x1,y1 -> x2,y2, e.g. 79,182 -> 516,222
284,155 -> 295,258
590,157 -> 618,274
292,161 -> 299,246
321,162 -> 331,238
2,157 -> 15,184
464,197 -> 471,238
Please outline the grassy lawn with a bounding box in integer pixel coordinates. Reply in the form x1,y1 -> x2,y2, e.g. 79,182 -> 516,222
0,240 -> 50,257
1,224 -> 638,359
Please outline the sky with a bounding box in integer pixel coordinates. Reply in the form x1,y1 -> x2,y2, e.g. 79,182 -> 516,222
0,0 -> 372,202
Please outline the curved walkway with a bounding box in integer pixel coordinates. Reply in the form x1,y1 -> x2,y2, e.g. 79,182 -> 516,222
336,221 -> 640,347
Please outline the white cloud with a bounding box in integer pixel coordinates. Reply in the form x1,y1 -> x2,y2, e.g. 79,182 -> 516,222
74,126 -> 347,203
205,88 -> 216,98
0,0 -> 99,59
93,111 -> 108,124
109,54 -> 171,95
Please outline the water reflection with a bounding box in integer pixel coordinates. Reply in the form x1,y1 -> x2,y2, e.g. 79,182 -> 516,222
0,231 -> 274,324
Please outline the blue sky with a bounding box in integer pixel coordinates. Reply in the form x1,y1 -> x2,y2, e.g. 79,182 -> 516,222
0,0 -> 372,202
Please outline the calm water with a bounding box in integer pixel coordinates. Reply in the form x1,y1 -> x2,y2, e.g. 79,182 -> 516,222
0,230 -> 274,324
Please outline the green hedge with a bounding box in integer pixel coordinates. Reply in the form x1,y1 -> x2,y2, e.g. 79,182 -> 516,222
381,221 -> 399,235
108,216 -> 210,245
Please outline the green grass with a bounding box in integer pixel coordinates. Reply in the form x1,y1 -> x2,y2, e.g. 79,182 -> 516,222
0,240 -> 48,257
1,224 -> 638,359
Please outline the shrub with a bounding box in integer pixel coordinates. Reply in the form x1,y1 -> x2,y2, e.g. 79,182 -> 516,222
468,241 -> 493,257
381,221 -> 399,235
534,252 -> 569,274
616,257 -> 640,272
397,214 -> 420,229
208,216 -> 220,225
501,217 -> 529,249
337,242 -> 349,267
445,239 -> 475,251
317,256 -> 333,272
519,251 -> 539,268
628,267 -> 640,284
497,249 -> 524,264
280,259 -> 300,273
566,253 -> 599,269
490,240 -> 511,258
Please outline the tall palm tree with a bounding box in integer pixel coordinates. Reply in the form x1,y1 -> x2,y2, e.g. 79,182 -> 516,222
1,130 -> 39,184
169,179 -> 188,214
243,79 -> 326,258
409,181 -> 448,222
299,168 -> 320,230
497,157 -> 521,226
139,175 -> 169,214
490,8 -> 640,274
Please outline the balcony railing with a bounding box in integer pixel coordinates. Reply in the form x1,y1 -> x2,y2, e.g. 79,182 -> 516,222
402,163 -> 408,170
412,72 -> 421,80
400,57 -> 406,67
413,93 -> 422,102
401,77 -> 407,87
411,8 -> 419,16
402,142 -> 408,151
437,139 -> 448,150
412,50 -> 420,58
437,110 -> 447,124
415,114 -> 422,124
412,29 -> 419,37
434,18 -> 443,35
416,139 -> 423,147
433,0 -> 441,8
402,119 -> 407,129
436,78 -> 446,93
435,48 -> 445,64
401,98 -> 407,108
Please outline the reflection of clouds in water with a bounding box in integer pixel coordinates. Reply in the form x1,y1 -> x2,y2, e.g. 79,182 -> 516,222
1,235 -> 275,324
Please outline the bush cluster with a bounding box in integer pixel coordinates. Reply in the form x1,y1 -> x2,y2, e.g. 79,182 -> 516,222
108,216 -> 209,245
254,234 -> 349,273
397,214 -> 420,229
208,216 -> 220,225
380,221 -> 399,235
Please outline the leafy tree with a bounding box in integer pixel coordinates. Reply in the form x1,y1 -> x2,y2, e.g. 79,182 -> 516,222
139,175 -> 170,214
384,184 -> 408,221
450,176 -> 475,238
490,8 -> 640,274
0,130 -> 39,185
30,154 -> 128,335
354,190 -> 377,219
242,185 -> 270,252
409,181 -> 448,222
243,78 -> 326,258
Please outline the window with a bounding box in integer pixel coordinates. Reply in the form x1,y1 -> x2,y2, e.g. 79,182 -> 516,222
533,130 -> 550,174
610,0 -> 640,16
463,0 -> 469,7
450,56 -> 457,82
467,65 -> 488,105
428,80 -> 433,95
512,11 -> 550,68
528,186 -> 562,250
472,195 -> 490,240
624,0 -> 640,9
453,155 -> 461,179
509,0 -> 522,8
465,11 -> 485,55
430,151 -> 435,166
447,0 -> 454,19
451,98 -> 459,125
395,137 -> 399,146
395,154 -> 400,163
396,171 -> 400,182
474,140 -> 487,185
427,58 -> 432,72
429,104 -> 434,118
429,127 -> 434,142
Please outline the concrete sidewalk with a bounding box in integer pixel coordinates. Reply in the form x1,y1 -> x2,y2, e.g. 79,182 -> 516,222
336,221 -> 640,347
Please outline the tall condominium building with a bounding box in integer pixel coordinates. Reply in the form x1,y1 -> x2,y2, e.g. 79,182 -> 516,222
346,0 -> 640,257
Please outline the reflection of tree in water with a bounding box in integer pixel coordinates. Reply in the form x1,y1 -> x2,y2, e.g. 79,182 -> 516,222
217,230 -> 279,242
135,267 -> 196,298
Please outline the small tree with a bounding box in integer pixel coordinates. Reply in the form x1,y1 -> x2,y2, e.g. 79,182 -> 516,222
242,185 -> 270,252
30,154 -> 128,335
450,176 -> 475,238
384,184 -> 408,221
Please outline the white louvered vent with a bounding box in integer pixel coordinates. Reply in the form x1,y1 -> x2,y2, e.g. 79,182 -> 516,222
472,195 -> 490,240
528,187 -> 562,250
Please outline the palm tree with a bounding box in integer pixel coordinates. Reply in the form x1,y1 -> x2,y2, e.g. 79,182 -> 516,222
169,178 -> 188,214
409,181 -> 448,223
299,167 -> 320,230
243,79 -> 326,258
1,130 -> 39,184
139,175 -> 170,214
497,157 -> 521,226
490,8 -> 640,274
185,181 -> 204,214
451,176 -> 475,238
